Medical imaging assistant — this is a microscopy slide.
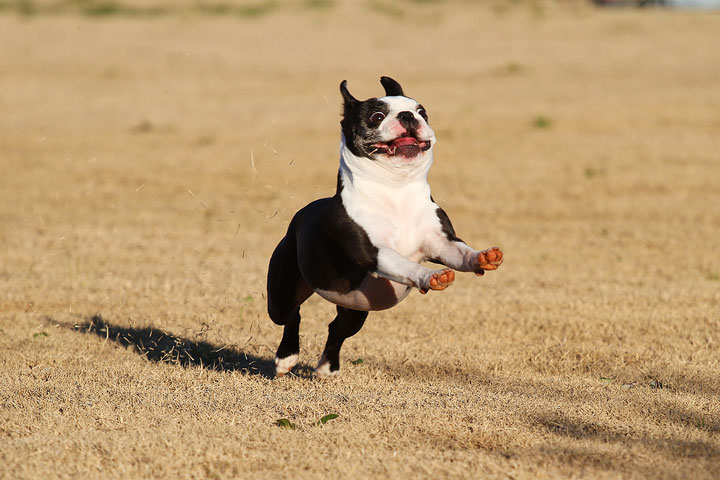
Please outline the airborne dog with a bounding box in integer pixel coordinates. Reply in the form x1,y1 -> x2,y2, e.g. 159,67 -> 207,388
267,77 -> 503,378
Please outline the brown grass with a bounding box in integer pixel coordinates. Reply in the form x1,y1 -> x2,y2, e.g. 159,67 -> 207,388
1,1 -> 719,478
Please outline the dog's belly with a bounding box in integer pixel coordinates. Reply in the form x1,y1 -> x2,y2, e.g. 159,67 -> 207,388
315,275 -> 411,311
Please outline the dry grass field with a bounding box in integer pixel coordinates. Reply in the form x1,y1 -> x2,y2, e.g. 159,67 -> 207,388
1,1 -> 719,478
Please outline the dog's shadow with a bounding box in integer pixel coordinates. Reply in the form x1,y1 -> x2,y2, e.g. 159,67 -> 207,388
64,315 -> 312,379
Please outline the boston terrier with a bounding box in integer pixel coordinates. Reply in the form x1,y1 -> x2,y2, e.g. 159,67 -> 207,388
266,76 -> 503,378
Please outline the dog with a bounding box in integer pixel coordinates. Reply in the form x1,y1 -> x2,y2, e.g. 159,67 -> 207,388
266,76 -> 503,378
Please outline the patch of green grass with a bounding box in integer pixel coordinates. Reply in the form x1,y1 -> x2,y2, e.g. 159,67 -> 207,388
505,62 -> 523,75
194,2 -> 277,18
317,414 -> 339,425
275,418 -> 296,429
707,273 -> 719,282
304,0 -> 334,9
530,0 -> 546,20
17,0 -> 36,16
493,62 -> 526,77
350,358 -> 364,365
1,0 -> 277,18
237,2 -> 277,17
196,135 -> 216,147
368,0 -> 404,18
33,331 -> 49,338
81,2 -> 127,16
584,167 -> 606,179
194,3 -> 233,15
532,115 -> 552,129
97,5 -> 168,17
5,0 -> 170,17
275,414 -> 339,430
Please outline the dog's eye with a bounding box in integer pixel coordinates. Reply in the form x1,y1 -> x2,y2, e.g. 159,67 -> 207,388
368,111 -> 385,125
417,107 -> 428,121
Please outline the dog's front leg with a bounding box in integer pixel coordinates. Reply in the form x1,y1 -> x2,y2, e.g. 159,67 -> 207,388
423,234 -> 503,276
375,247 -> 455,293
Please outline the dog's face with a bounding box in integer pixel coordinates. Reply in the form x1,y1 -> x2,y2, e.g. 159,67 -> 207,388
340,77 -> 436,167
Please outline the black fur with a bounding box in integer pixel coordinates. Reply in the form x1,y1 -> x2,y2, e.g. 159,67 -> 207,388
380,76 -> 404,96
339,77 -> 410,159
267,76 -> 424,376
268,190 -> 377,297
435,206 -> 463,243
266,174 -> 378,372
340,80 -> 358,114
319,306 -> 368,373
340,94 -> 389,158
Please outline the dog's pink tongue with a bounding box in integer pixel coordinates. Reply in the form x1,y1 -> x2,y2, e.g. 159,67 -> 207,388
392,137 -> 418,147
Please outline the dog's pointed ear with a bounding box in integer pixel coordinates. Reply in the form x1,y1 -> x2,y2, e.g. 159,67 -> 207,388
380,76 -> 404,97
340,80 -> 358,110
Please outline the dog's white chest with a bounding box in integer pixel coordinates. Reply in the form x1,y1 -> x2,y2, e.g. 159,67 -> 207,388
340,176 -> 437,260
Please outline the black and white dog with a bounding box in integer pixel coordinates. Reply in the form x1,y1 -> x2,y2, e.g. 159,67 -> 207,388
267,77 -> 503,378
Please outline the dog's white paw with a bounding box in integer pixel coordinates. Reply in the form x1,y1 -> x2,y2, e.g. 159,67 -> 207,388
315,355 -> 339,379
275,353 -> 299,376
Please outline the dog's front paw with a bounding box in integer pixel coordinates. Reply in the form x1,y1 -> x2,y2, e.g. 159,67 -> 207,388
275,353 -> 299,377
419,268 -> 455,294
473,247 -> 503,275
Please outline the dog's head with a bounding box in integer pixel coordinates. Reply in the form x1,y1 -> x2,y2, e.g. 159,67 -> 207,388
340,77 -> 436,168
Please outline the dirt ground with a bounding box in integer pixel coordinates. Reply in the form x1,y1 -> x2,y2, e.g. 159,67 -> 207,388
1,1 -> 719,478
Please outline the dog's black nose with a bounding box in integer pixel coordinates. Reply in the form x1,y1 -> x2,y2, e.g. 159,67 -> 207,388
397,111 -> 415,122
397,111 -> 418,129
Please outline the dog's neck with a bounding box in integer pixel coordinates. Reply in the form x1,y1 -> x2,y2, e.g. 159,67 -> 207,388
337,135 -> 433,194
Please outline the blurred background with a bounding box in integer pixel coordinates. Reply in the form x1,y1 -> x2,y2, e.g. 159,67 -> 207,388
2,0 -> 719,375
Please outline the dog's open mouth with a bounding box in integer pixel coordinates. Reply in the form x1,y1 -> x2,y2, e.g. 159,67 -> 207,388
369,134 -> 431,158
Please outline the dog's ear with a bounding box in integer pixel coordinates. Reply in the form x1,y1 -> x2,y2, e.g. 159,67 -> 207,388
380,76 -> 404,97
340,80 -> 358,113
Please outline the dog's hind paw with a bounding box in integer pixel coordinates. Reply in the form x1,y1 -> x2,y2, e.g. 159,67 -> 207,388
315,355 -> 339,379
419,268 -> 455,294
275,353 -> 299,377
473,247 -> 503,275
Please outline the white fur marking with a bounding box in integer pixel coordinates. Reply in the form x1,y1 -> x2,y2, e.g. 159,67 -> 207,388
324,95 -> 488,303
423,234 -> 480,272
315,356 -> 338,379
275,353 -> 299,375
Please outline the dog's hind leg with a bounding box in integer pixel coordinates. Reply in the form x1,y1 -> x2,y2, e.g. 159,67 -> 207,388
315,306 -> 368,379
267,235 -> 313,376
